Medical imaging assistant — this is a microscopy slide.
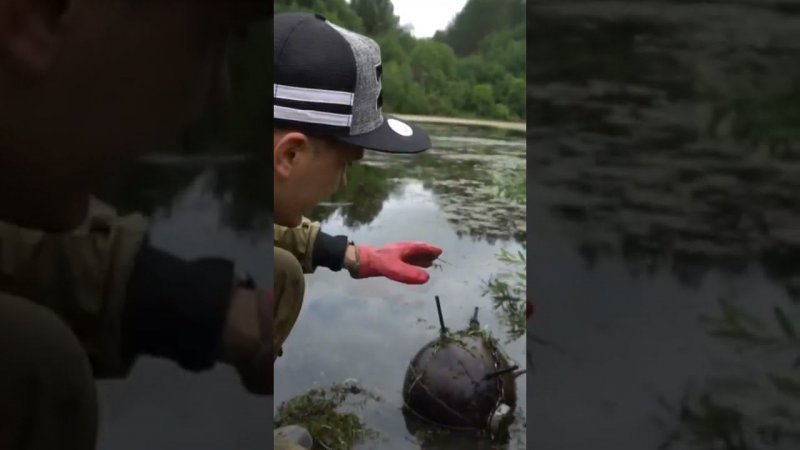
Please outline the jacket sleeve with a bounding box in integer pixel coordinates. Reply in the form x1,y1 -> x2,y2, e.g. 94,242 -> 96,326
274,217 -> 350,273
0,198 -> 235,378
0,198 -> 148,377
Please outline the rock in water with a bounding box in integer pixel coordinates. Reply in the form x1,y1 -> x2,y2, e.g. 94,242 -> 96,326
402,304 -> 519,437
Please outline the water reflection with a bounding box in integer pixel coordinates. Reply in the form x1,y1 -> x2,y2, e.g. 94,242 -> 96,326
307,163 -> 403,230
99,156 -> 274,239
311,124 -> 527,244
529,1 -> 800,449
102,124 -> 527,247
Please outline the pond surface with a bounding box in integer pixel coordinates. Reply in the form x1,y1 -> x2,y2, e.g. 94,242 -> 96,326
274,124 -> 527,449
92,123 -> 527,449
529,2 -> 800,449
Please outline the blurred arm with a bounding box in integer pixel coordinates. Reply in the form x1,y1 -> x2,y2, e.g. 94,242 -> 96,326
0,198 -> 235,378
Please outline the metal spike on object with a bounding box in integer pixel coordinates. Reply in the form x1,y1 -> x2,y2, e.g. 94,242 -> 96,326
469,307 -> 480,329
435,295 -> 447,334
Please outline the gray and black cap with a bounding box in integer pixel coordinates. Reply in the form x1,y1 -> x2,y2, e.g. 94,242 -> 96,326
273,12 -> 431,154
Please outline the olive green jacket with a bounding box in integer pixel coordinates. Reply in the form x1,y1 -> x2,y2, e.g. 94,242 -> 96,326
273,217 -> 322,274
0,198 -> 148,377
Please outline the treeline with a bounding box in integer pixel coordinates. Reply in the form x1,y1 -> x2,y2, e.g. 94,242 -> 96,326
275,0 -> 526,121
180,20 -> 271,155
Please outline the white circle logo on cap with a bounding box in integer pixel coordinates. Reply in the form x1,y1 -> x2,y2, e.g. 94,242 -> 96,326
387,118 -> 413,137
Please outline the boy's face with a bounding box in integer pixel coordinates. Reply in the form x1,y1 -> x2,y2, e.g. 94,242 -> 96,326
0,0 -> 264,231
273,130 -> 364,228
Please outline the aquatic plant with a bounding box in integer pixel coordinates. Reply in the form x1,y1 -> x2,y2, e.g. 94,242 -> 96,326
483,247 -> 527,343
494,171 -> 526,205
274,382 -> 381,450
657,297 -> 800,450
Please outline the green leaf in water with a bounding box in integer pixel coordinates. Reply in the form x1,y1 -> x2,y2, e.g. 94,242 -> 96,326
718,298 -> 765,331
768,373 -> 800,400
707,376 -> 759,395
710,328 -> 763,345
774,306 -> 797,340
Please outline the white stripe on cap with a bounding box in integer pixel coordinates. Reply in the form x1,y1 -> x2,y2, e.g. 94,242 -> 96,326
274,105 -> 352,127
274,84 -> 354,105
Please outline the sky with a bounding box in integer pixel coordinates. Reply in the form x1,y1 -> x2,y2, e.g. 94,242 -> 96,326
388,0 -> 468,38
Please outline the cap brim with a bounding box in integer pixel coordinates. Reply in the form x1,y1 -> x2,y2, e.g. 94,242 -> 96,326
336,115 -> 431,154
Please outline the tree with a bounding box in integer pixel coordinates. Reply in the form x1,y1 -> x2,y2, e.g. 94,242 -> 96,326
469,84 -> 496,118
351,0 -> 399,35
274,0 -> 365,32
435,0 -> 525,57
409,40 -> 457,90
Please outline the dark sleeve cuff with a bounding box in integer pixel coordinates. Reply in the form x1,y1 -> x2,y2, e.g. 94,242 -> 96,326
121,242 -> 234,372
311,231 -> 350,271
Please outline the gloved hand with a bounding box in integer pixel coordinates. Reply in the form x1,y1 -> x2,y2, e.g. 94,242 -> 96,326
350,242 -> 442,284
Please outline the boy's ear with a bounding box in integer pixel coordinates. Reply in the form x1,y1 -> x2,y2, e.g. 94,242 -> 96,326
274,132 -> 310,180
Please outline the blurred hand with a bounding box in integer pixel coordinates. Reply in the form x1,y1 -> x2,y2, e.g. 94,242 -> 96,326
349,242 -> 442,284
222,287 -> 272,395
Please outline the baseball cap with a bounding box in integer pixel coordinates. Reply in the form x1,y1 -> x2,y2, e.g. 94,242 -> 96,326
273,12 -> 431,154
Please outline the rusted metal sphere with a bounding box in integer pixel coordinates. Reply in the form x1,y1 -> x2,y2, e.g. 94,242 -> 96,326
402,330 -> 517,433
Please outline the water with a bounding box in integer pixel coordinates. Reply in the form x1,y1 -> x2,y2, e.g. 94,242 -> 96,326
92,124 -> 527,449
529,2 -> 800,449
274,124 -> 528,449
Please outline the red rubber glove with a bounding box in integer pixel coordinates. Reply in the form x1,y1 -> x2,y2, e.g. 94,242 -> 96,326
352,242 -> 442,284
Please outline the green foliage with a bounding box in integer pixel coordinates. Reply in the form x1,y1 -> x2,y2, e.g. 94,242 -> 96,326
495,172 -> 527,204
468,84 -> 496,118
274,0 -> 525,121
351,0 -> 398,35
178,20 -> 271,156
274,382 -> 381,450
483,247 -> 527,343
659,297 -> 800,449
274,0 -> 365,32
434,0 -> 525,57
